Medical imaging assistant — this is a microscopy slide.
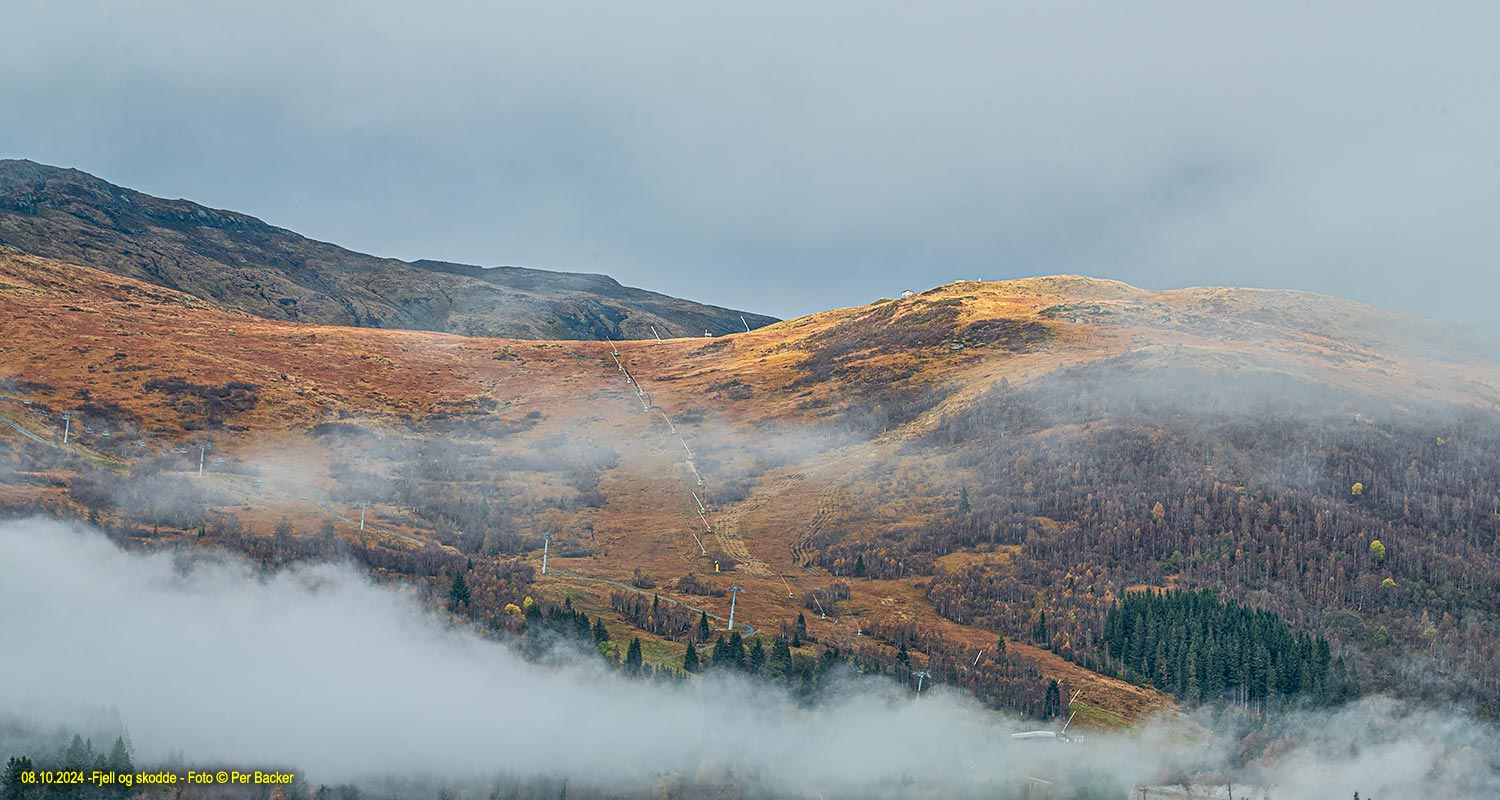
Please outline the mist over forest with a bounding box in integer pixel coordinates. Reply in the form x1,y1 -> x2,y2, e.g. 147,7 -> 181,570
4,518 -> 1499,799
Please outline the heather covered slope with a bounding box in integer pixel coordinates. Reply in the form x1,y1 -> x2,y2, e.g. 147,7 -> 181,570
4,254 -> 1500,720
0,159 -> 777,339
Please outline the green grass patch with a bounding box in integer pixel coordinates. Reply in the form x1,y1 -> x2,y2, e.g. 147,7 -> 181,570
1069,701 -> 1131,730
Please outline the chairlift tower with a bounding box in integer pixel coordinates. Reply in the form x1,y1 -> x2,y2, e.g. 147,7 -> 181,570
726,586 -> 744,630
197,444 -> 212,477
356,501 -> 371,531
913,670 -> 932,702
541,531 -> 553,575
60,412 -> 72,445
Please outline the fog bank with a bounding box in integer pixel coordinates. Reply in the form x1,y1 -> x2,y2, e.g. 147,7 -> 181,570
3,518 -> 1497,797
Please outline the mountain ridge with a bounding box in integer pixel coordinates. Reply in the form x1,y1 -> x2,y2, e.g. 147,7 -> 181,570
0,159 -> 777,340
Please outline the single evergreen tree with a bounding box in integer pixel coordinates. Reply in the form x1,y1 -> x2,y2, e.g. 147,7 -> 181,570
726,631 -> 746,670
697,611 -> 712,643
63,734 -> 91,770
795,612 -> 809,640
958,484 -> 971,513
593,618 -> 610,644
107,736 -> 133,774
747,638 -> 766,674
448,572 -> 471,609
897,641 -> 910,665
768,638 -> 794,679
625,638 -> 643,676
682,643 -> 700,673
853,554 -> 866,578
106,737 -> 134,799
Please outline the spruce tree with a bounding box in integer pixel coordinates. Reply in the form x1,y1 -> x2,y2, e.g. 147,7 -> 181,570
448,572 -> 471,609
817,645 -> 842,677
682,643 -> 700,673
697,610 -> 712,643
747,638 -> 766,674
625,638 -> 643,676
897,641 -> 910,666
768,638 -> 793,679
593,618 -> 610,644
853,554 -> 866,578
726,631 -> 746,670
106,737 -> 134,799
107,736 -> 133,774
1043,680 -> 1062,718
63,735 -> 91,770
3,757 -> 34,800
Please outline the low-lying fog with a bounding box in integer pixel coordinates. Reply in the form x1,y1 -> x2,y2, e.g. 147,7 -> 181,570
2,518 -> 1497,798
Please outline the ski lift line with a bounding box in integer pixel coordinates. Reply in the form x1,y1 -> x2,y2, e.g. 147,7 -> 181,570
591,349 -> 735,583
1060,691 -> 1084,735
810,592 -> 829,619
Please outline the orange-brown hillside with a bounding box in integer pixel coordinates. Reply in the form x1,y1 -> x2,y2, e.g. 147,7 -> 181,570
6,251 -> 1499,725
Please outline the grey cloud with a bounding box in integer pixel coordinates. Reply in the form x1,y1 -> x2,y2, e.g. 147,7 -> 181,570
0,1 -> 1496,327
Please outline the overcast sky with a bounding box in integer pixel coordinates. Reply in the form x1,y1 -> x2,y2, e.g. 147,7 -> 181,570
1,1 -> 1496,326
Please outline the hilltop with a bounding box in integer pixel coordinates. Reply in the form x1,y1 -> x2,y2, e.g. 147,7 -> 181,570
4,253 -> 1500,724
0,159 -> 777,339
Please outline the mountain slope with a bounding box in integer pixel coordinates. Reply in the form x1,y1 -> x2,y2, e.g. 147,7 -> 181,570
5,257 -> 1500,721
0,159 -> 777,339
